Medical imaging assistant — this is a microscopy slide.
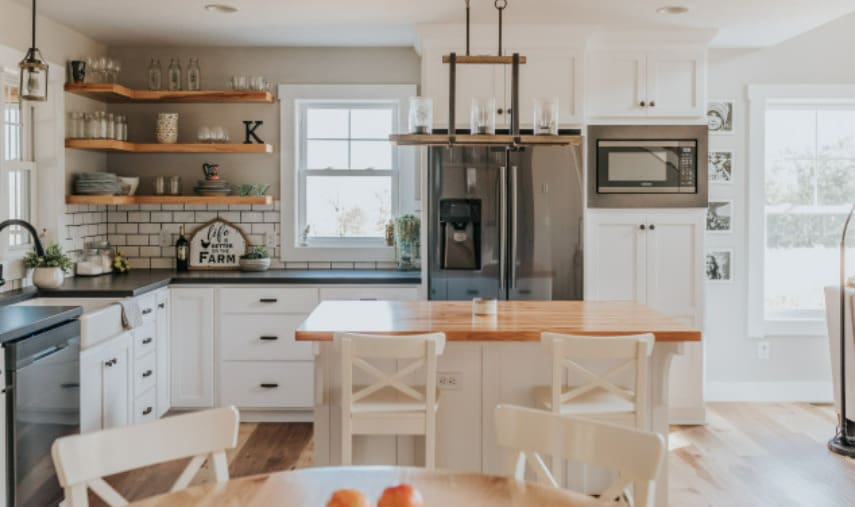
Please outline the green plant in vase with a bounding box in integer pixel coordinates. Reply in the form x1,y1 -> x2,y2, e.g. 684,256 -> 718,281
24,243 -> 72,289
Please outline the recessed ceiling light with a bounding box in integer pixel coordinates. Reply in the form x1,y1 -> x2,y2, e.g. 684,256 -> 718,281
656,6 -> 689,15
204,4 -> 238,14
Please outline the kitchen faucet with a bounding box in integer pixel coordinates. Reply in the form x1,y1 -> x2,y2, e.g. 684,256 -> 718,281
0,219 -> 45,287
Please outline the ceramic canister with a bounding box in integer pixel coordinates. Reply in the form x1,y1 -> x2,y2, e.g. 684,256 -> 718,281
156,113 -> 179,143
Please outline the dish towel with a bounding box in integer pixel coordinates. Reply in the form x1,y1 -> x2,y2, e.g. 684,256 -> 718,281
114,299 -> 143,330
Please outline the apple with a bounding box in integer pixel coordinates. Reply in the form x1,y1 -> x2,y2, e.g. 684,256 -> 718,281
377,484 -> 425,507
326,489 -> 371,507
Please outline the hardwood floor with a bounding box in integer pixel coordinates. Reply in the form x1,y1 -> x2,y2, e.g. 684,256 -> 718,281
93,403 -> 855,506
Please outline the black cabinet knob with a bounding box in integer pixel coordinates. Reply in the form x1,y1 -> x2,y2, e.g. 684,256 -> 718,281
142,337 -> 153,345
142,370 -> 153,378
142,407 -> 153,416
497,108 -> 504,115
649,224 -> 656,230
640,101 -> 646,107
650,100 -> 656,107
639,224 -> 646,230
141,308 -> 153,315
158,303 -> 166,309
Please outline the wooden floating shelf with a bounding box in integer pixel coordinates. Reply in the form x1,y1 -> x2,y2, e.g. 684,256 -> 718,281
441,55 -> 527,64
65,139 -> 273,153
64,83 -> 274,103
389,134 -> 582,146
66,195 -> 273,206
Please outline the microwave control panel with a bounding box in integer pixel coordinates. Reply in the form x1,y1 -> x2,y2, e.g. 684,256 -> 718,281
679,147 -> 696,190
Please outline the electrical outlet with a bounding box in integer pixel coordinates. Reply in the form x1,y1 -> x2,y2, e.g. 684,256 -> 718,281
159,229 -> 171,247
757,341 -> 770,360
265,231 -> 276,249
437,372 -> 462,390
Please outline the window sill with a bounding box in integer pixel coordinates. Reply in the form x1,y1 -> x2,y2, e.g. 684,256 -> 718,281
281,244 -> 395,263
762,318 -> 828,338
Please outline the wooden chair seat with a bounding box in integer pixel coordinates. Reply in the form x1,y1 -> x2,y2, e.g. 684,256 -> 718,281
351,386 -> 441,413
533,386 -> 634,415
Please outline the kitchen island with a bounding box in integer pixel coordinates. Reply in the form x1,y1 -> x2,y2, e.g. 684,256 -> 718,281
296,300 -> 701,507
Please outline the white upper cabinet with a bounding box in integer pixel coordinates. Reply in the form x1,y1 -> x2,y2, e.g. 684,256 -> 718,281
587,51 -> 647,118
420,46 -> 583,129
587,48 -> 706,119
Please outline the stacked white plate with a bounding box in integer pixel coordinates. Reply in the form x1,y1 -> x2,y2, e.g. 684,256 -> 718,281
74,172 -> 121,195
194,179 -> 232,196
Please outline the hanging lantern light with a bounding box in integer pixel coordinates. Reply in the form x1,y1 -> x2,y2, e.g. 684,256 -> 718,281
19,0 -> 48,102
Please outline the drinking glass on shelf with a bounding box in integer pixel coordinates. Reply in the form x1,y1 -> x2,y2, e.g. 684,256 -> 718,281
470,97 -> 496,135
197,126 -> 212,143
230,75 -> 247,91
533,98 -> 559,135
112,59 -> 122,83
211,126 -> 228,143
153,176 -> 166,195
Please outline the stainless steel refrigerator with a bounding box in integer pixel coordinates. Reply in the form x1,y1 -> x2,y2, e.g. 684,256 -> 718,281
428,145 -> 584,301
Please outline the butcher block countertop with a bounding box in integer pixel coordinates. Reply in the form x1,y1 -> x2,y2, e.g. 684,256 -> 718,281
295,300 -> 701,342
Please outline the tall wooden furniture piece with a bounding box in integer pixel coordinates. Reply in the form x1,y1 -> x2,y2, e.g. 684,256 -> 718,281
51,406 -> 239,507
336,332 -> 446,468
494,405 -> 665,507
533,332 -> 654,429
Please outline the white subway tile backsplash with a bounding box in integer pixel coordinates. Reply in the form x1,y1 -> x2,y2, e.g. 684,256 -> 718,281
229,204 -> 251,211
116,223 -> 138,234
126,235 -> 149,246
263,212 -> 278,223
119,246 -> 139,257
139,223 -> 160,234
241,212 -> 263,222
251,223 -> 275,235
150,212 -> 172,223
140,204 -> 162,211
173,211 -> 195,223
217,211 -> 240,222
140,246 -> 161,257
127,211 -> 150,222
185,204 -> 208,211
195,212 -> 217,223
162,204 -> 184,211
252,204 -> 273,211
207,204 -> 230,211
128,257 -> 151,269
108,212 -> 127,223
151,257 -> 174,269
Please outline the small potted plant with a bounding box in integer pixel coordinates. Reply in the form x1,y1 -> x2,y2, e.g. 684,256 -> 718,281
239,245 -> 271,272
23,243 -> 72,289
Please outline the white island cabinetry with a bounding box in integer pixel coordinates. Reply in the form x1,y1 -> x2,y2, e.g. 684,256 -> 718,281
169,287 -> 215,409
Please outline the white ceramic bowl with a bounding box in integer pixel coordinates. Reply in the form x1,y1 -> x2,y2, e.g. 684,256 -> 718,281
239,257 -> 271,272
119,176 -> 140,196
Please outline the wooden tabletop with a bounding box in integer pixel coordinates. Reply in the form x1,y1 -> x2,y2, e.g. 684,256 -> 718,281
129,466 -> 593,507
295,300 -> 701,342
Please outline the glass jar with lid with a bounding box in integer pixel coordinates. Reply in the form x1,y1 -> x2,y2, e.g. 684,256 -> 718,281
75,249 -> 104,276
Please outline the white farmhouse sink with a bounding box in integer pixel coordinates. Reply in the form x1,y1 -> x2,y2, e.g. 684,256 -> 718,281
13,298 -> 125,349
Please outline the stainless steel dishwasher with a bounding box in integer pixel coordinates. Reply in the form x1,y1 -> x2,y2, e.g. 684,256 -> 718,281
4,319 -> 80,507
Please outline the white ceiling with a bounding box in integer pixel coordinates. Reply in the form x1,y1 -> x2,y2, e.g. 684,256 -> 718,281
18,0 -> 855,48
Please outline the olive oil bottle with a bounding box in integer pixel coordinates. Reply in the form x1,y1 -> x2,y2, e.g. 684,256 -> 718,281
175,225 -> 189,271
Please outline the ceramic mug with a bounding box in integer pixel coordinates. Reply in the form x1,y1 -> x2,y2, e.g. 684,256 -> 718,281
156,113 -> 179,143
68,60 -> 86,83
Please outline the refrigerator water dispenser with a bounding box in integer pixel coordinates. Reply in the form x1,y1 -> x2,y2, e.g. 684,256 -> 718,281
440,199 -> 481,270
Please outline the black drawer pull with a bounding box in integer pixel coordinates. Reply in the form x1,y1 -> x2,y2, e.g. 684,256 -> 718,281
259,298 -> 278,303
142,308 -> 153,315
142,407 -> 153,416
260,383 -> 279,389
260,336 -> 279,341
61,383 -> 80,389
142,337 -> 153,345
105,358 -> 117,367
158,303 -> 166,309
142,370 -> 153,378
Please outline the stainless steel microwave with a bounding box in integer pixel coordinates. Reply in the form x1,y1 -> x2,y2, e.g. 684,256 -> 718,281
587,125 -> 708,208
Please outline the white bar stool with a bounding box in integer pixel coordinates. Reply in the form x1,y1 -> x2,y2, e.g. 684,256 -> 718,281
336,332 -> 446,468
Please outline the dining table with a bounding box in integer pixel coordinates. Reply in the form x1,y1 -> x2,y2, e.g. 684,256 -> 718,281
128,466 -> 593,506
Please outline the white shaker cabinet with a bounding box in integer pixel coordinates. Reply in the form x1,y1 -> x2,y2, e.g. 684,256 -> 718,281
585,210 -> 705,423
587,48 -> 705,119
80,331 -> 133,433
155,289 -> 171,416
421,47 -> 500,130
170,287 -> 215,408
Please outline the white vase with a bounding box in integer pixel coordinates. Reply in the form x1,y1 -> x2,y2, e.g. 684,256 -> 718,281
32,267 -> 65,289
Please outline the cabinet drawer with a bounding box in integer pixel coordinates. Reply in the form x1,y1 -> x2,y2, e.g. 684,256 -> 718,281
220,315 -> 313,361
137,293 -> 157,324
134,388 -> 157,423
133,321 -> 157,359
318,287 -> 419,301
219,288 -> 319,314
219,361 -> 314,409
134,352 -> 156,397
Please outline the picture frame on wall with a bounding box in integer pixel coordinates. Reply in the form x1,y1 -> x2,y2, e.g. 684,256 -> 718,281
709,150 -> 734,183
706,200 -> 733,233
705,249 -> 734,283
707,100 -> 735,135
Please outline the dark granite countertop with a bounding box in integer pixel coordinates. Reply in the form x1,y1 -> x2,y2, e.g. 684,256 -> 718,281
0,306 -> 82,343
0,269 -> 421,303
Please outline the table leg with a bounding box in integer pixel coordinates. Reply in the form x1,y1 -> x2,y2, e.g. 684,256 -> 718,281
313,342 -> 331,466
649,342 -> 684,507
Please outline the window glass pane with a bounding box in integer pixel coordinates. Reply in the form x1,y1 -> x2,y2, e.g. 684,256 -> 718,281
306,140 -> 348,169
765,109 -> 816,160
7,169 -> 31,247
351,141 -> 392,170
3,80 -> 22,162
817,160 -> 855,205
305,176 -> 392,238
350,108 -> 393,139
306,108 -> 348,138
765,159 -> 814,205
818,109 -> 855,159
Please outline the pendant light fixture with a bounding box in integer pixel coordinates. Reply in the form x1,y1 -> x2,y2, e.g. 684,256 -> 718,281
19,0 -> 48,102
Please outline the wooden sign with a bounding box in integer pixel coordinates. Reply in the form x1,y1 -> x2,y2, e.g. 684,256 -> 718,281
188,218 -> 249,270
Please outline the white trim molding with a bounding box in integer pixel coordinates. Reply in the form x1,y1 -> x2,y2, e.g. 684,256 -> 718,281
746,84 -> 855,339
278,84 -> 418,263
706,381 -> 833,402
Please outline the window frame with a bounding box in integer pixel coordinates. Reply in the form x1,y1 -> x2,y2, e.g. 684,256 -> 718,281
747,84 -> 855,338
1,66 -> 36,257
279,84 -> 418,263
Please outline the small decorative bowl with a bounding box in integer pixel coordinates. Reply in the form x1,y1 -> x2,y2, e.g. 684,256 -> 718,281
472,297 -> 498,316
239,257 -> 271,272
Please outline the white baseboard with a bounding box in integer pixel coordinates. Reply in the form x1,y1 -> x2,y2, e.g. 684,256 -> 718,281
669,405 -> 707,425
239,410 -> 314,423
705,381 -> 833,402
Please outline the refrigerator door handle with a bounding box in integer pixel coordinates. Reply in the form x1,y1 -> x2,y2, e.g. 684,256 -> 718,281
510,165 -> 519,290
499,165 -> 508,294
